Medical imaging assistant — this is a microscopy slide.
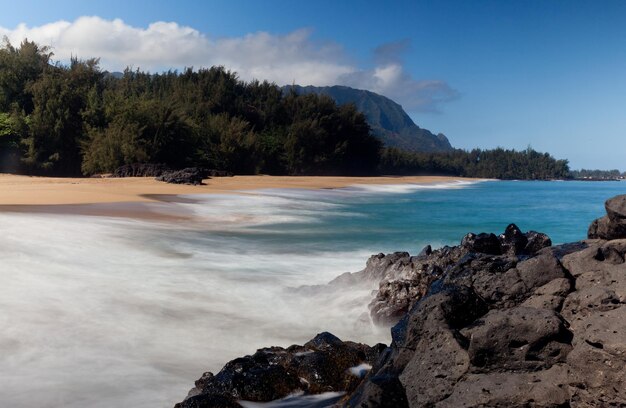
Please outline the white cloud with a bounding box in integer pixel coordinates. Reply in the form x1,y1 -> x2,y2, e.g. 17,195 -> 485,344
0,16 -> 457,112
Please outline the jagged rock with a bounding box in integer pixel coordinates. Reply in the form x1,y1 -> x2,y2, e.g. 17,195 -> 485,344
499,223 -> 528,255
346,374 -> 408,408
461,232 -> 502,255
111,163 -> 170,177
156,168 -> 208,185
175,394 -> 242,408
523,230 -> 552,253
367,247 -> 466,325
464,306 -> 572,371
176,195 -> 626,408
368,225 -> 557,326
175,332 -> 383,406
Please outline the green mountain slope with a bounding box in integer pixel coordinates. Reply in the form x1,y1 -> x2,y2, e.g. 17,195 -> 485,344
284,85 -> 452,152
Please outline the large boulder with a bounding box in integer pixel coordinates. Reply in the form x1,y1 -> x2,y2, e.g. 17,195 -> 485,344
605,194 -> 626,222
464,306 -> 572,371
175,332 -> 384,407
588,194 -> 626,240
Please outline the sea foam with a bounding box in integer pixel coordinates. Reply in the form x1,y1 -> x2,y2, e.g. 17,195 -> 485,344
0,181 -> 478,408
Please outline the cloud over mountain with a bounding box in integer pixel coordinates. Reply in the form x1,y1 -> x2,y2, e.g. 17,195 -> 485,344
0,16 -> 457,112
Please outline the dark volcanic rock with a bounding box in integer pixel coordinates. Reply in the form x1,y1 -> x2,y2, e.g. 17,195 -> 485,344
175,332 -> 383,407
156,168 -> 208,185
588,194 -> 626,240
461,232 -> 502,255
465,306 -> 572,371
524,230 -> 553,253
176,195 -> 626,408
176,394 -> 242,408
498,223 -> 528,255
368,224 -> 554,325
588,215 -> 626,240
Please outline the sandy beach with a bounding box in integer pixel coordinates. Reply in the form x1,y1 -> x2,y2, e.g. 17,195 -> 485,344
0,173 -> 476,206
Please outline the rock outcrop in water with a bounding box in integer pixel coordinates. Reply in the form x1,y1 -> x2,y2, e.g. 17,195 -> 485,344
175,332 -> 388,407
175,194 -> 626,407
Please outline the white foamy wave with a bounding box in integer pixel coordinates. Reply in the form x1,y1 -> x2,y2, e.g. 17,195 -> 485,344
349,363 -> 373,377
343,179 -> 482,194
0,211 -> 386,408
175,193 -> 352,228
239,391 -> 345,408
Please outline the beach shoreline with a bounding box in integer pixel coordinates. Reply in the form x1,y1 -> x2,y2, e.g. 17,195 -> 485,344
0,174 -> 481,217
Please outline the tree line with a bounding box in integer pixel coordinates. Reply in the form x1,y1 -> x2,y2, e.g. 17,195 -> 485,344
569,169 -> 625,180
379,146 -> 571,179
0,39 -> 571,179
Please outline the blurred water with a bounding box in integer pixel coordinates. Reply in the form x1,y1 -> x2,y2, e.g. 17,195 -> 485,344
0,180 -> 623,407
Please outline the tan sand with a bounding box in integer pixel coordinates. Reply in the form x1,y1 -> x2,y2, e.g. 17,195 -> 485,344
0,174 -> 480,220
0,174 -> 477,205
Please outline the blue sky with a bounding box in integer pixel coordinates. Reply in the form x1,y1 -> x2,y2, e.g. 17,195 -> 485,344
2,0 -> 625,170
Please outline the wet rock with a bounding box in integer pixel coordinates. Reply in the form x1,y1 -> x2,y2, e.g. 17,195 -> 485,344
499,223 -> 528,255
175,332 -> 383,406
369,225 -> 557,325
175,394 -> 242,408
461,232 -> 502,255
346,374 -> 409,408
370,277 -> 438,325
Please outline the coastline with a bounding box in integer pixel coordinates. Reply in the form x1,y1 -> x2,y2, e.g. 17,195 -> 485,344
0,174 -> 479,219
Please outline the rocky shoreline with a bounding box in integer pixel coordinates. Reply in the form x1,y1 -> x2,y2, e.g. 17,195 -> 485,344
175,195 -> 626,407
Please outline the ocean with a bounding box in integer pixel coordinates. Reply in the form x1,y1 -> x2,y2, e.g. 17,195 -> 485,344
0,180 -> 624,407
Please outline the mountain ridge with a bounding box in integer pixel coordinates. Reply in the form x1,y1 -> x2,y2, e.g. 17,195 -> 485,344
283,84 -> 453,152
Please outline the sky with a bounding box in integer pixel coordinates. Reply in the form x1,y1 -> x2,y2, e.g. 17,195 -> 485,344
1,0 -> 625,170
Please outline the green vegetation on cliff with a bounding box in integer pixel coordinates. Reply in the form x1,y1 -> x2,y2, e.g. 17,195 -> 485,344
0,40 -> 569,179
282,85 -> 453,152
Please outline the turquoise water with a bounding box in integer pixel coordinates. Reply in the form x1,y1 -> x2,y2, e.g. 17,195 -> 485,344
210,180 -> 625,255
1,179 -> 623,408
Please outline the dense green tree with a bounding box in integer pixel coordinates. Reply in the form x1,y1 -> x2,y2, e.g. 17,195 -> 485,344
0,39 -> 573,180
0,39 -> 52,113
